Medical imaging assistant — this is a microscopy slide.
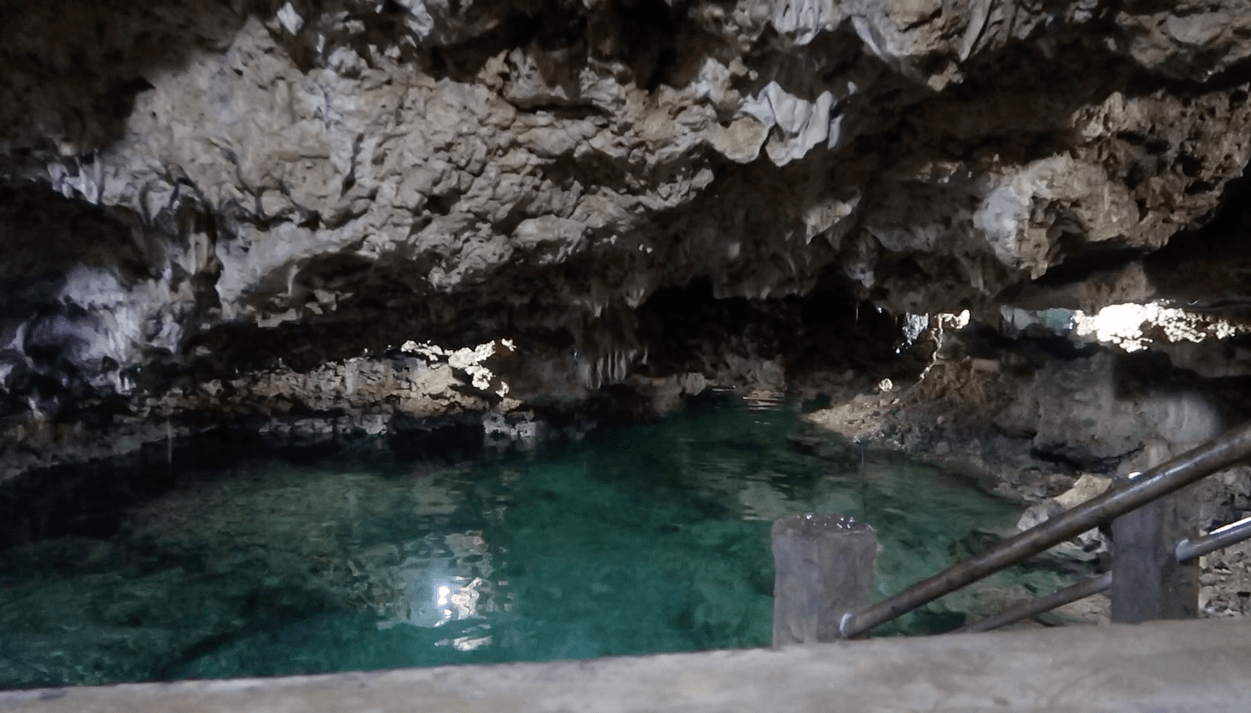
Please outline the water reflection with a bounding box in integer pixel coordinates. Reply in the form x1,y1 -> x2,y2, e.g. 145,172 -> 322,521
0,397 -> 1073,689
373,532 -> 502,639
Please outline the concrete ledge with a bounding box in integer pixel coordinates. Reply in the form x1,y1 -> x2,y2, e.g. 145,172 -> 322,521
3,619 -> 1250,712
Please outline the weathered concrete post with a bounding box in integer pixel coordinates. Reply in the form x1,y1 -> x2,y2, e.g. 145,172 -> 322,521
772,513 -> 877,646
1111,462 -> 1200,623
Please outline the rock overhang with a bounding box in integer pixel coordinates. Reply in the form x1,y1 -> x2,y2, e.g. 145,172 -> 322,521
2,0 -> 1251,429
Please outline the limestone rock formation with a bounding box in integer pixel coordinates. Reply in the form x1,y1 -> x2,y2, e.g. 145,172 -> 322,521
4,0 -> 1251,445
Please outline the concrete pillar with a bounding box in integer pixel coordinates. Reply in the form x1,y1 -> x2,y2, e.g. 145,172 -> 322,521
772,513 -> 877,646
1111,447 -> 1200,623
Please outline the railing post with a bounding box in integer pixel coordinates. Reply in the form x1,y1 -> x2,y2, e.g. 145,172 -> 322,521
841,421 -> 1251,638
1111,444 -> 1200,623
772,513 -> 876,646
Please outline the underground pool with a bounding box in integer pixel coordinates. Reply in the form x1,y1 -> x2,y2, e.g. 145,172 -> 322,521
0,395 -> 1075,689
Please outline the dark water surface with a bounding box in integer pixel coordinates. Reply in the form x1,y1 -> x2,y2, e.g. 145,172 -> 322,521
0,397 -> 1069,689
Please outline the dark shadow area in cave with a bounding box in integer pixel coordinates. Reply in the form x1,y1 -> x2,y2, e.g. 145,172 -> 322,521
0,0 -> 252,159
1115,348 -> 1251,428
1145,170 -> 1251,312
0,430 -> 222,552
0,184 -> 188,420
0,184 -> 158,289
0,414 -> 499,552
387,417 -> 487,463
635,272 -> 925,384
418,0 -> 711,95
422,3 -> 589,85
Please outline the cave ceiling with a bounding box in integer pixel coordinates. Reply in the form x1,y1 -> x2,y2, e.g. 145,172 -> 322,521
3,0 -> 1251,418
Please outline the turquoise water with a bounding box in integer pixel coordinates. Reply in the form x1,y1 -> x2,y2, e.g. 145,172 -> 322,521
0,397 -> 1069,689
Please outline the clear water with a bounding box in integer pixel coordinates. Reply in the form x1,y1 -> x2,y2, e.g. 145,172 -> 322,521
0,397 -> 1071,689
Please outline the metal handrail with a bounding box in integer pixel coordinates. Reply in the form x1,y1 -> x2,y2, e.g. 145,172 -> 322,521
956,512 -> 1251,634
955,572 -> 1113,634
1177,514 -> 1251,562
839,419 -> 1251,639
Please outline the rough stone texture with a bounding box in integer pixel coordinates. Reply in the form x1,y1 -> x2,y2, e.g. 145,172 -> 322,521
802,325 -> 1251,623
818,332 -> 1233,475
1016,473 -> 1112,562
1200,539 -> 1251,618
1030,352 -> 1224,464
3,618 -> 1251,713
771,513 -> 877,644
6,0 -> 1251,434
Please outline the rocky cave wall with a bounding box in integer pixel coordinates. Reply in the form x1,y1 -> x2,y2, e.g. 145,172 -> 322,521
4,0 -> 1251,463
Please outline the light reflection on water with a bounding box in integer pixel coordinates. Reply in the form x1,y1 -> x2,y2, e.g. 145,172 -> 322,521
0,396 -> 1071,689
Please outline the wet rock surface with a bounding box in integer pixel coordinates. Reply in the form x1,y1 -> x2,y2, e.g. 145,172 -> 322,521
803,318 -> 1251,625
4,0 -> 1251,427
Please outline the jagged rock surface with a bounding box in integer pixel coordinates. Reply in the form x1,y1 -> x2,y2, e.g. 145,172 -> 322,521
4,0 -> 1251,431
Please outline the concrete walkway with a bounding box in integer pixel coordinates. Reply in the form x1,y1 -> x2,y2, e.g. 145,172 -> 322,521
3,618 -> 1250,713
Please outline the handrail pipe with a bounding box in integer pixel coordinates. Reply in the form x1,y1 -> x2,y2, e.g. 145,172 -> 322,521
1176,514 -> 1251,563
954,572 -> 1113,634
840,420 -> 1251,638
